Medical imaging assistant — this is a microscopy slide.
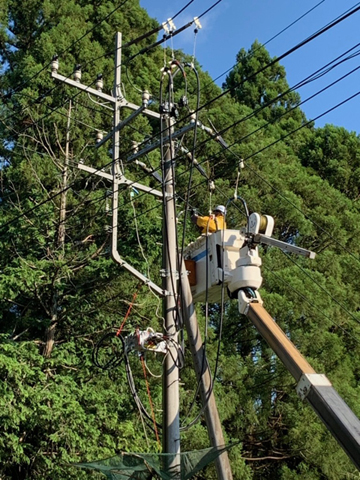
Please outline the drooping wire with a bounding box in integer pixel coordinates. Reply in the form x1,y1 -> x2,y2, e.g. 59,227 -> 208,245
4,30 -> 360,280
92,285 -> 141,370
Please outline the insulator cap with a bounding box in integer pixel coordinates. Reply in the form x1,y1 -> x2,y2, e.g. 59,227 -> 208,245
96,74 -> 103,92
208,180 -> 215,192
142,90 -> 150,108
132,140 -> 139,153
73,64 -> 81,82
51,55 -> 59,73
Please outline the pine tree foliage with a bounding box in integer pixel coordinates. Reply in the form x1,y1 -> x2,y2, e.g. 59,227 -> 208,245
1,1 -> 360,479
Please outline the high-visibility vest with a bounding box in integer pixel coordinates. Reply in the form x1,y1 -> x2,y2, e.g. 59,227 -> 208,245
196,214 -> 226,234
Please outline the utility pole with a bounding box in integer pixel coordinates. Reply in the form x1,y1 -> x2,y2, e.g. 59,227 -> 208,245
161,113 -> 181,474
111,32 -> 123,268
51,31 -> 233,479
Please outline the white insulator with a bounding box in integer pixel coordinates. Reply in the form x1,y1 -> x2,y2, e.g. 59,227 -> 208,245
73,65 -> 81,82
193,17 -> 202,29
51,56 -> 59,73
132,141 -> 139,153
96,131 -> 103,143
142,90 -> 150,108
96,75 -> 103,92
167,18 -> 176,32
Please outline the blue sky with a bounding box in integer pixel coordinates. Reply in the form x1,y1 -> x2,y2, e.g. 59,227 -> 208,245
139,0 -> 360,134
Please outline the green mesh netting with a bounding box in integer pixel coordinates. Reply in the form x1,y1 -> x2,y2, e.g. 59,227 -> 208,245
73,444 -> 235,479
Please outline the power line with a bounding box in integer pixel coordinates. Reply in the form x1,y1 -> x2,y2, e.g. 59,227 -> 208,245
189,3 -> 360,117
4,57 -> 358,250
209,0 -> 326,86
4,16 -> 360,272
281,251 -> 360,328
126,0 -> 224,63
0,0 -> 199,135
2,0 -> 351,171
4,0 -> 132,97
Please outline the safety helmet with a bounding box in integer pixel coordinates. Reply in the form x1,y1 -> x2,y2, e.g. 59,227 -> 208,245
213,205 -> 226,215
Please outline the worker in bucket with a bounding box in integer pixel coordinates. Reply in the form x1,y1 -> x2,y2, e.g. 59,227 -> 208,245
191,205 -> 227,234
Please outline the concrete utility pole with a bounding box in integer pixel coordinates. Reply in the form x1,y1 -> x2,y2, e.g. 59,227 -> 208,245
51,31 -> 233,479
161,113 -> 181,474
110,32 -> 123,267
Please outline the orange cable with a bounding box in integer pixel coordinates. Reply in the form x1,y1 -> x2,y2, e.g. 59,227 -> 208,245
116,284 -> 141,337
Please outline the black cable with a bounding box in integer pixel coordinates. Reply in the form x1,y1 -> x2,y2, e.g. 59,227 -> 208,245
126,0 -> 223,64
92,330 -> 126,370
178,3 -> 360,122
3,36 -> 360,277
2,0 -> 357,163
3,0 -> 352,204
125,352 -> 163,431
1,0 -> 198,135
208,0 -> 325,86
4,0 -> 132,98
282,251 -> 360,327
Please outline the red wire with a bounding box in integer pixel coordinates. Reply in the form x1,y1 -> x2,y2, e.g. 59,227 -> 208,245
116,286 -> 161,446
115,285 -> 141,337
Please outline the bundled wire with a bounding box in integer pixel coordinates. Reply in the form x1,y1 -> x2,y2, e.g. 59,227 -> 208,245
92,329 -> 126,370
92,285 -> 141,369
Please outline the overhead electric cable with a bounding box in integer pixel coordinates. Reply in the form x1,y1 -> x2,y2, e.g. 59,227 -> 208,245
282,252 -> 360,327
126,0 -> 223,63
6,0 -> 132,97
209,0 -> 325,85
1,0 -> 350,167
1,0 -> 198,132
3,45 -> 360,267
186,3 -> 360,117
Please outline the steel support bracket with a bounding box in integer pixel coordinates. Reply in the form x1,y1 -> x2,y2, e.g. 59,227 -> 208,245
160,269 -> 179,280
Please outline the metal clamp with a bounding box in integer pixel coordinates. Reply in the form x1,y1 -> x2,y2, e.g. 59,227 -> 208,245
237,288 -> 263,315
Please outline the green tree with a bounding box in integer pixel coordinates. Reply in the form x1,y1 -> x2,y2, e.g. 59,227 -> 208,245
223,41 -> 306,132
1,1 -> 360,479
